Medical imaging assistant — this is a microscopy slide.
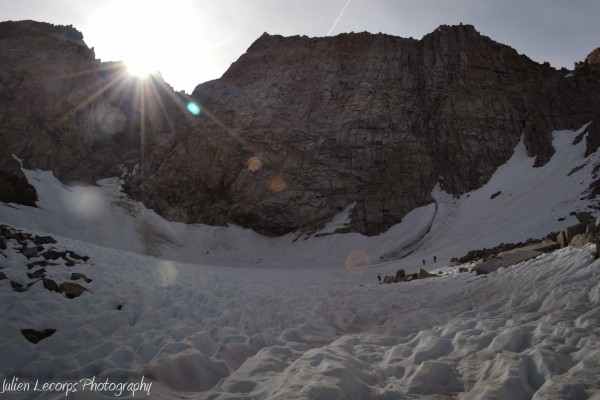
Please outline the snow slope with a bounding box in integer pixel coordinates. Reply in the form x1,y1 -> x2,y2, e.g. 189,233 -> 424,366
2,126 -> 598,274
0,126 -> 599,399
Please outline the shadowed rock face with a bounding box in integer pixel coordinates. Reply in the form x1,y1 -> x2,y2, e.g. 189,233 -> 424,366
0,20 -> 95,204
0,20 -> 192,204
2,21 -> 600,236
126,25 -> 600,235
0,21 -> 102,179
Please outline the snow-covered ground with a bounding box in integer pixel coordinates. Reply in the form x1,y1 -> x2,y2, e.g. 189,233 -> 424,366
1,126 -> 599,399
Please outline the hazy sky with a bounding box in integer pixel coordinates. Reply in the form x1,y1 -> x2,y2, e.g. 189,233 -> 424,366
2,0 -> 599,92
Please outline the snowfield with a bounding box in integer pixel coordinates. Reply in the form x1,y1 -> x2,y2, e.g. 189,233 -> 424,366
1,126 -> 600,399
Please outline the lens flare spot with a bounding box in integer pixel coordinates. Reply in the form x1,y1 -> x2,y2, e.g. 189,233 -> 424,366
187,102 -> 201,115
158,260 -> 178,287
246,157 -> 262,172
266,175 -> 286,193
345,251 -> 370,276
98,109 -> 127,135
64,186 -> 105,220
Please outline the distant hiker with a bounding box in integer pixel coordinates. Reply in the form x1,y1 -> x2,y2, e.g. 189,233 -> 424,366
422,259 -> 425,266
433,256 -> 437,263
377,274 -> 382,284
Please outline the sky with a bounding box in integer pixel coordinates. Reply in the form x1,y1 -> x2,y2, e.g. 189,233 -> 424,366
2,0 -> 600,93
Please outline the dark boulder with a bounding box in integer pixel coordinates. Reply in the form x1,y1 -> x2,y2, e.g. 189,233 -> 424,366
27,260 -> 55,270
32,235 -> 57,245
418,268 -> 436,278
20,246 -> 41,258
67,251 -> 89,262
21,328 -> 56,344
58,282 -> 87,298
10,281 -> 27,293
42,278 -> 59,292
27,268 -> 46,279
41,250 -> 68,261
70,272 -> 92,283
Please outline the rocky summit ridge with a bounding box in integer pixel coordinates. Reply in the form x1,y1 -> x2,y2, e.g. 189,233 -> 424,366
2,21 -> 600,236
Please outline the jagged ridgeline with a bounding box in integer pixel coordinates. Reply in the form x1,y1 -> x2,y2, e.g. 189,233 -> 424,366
2,21 -> 600,235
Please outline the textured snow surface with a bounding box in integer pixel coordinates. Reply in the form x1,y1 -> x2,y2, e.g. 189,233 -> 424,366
1,127 -> 599,399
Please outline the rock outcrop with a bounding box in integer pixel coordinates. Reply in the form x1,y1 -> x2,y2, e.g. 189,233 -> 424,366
0,20 -> 192,203
2,21 -> 600,236
557,218 -> 600,248
473,248 -> 543,275
578,47 -> 600,67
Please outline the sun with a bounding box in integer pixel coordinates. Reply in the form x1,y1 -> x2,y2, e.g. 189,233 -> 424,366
84,0 -> 218,89
125,57 -> 158,78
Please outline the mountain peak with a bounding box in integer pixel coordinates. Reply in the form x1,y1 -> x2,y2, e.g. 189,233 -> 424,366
0,19 -> 84,43
2,21 -> 600,236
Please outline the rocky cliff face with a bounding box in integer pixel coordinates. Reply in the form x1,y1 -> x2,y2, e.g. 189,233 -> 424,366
126,25 -> 600,235
0,20 -> 190,204
3,21 -> 600,236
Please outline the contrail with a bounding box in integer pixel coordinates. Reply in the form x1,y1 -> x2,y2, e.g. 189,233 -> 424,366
327,0 -> 352,36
